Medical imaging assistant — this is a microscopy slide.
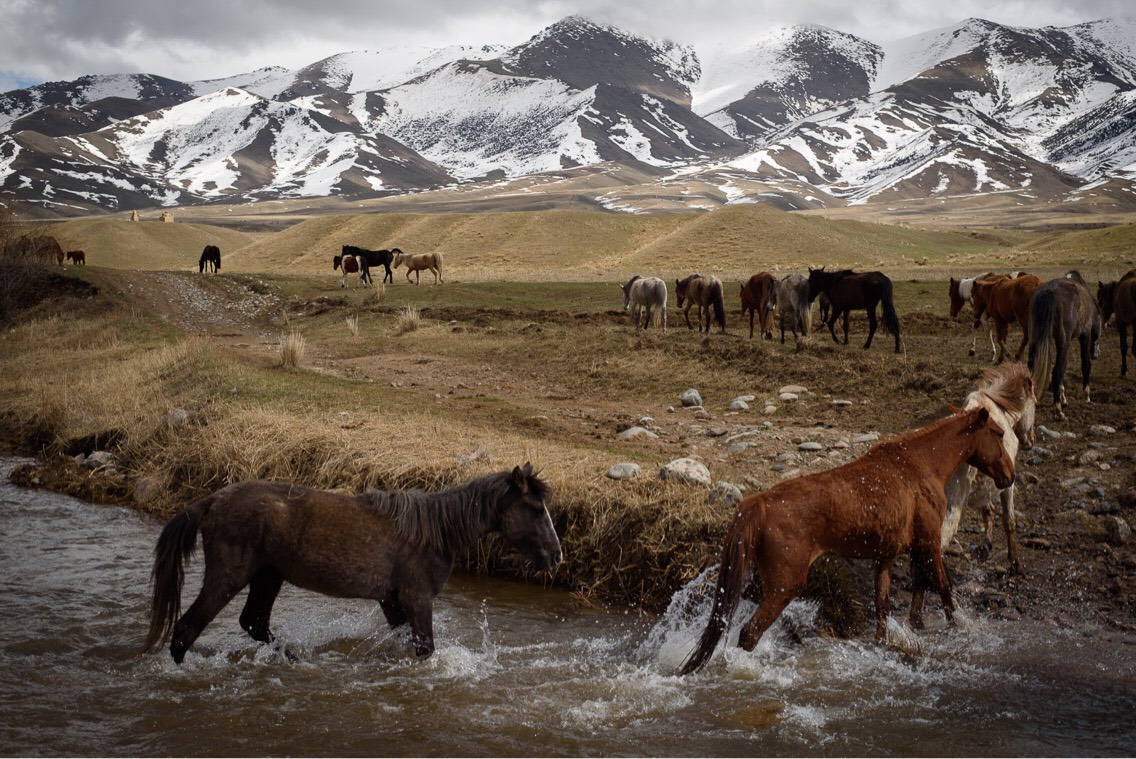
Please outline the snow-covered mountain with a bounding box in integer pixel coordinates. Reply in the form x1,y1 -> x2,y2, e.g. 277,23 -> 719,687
1,14 -> 1135,215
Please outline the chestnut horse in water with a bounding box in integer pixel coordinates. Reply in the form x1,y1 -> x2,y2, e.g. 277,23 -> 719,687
676,273 -> 726,333
679,406 -> 1014,674
144,464 -> 561,663
740,272 -> 776,340
970,273 -> 1041,364
1098,270 -> 1136,377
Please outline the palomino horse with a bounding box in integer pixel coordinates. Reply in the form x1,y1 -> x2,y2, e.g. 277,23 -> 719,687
942,363 -> 1036,575
767,273 -> 811,344
333,253 -> 363,288
1028,271 -> 1102,420
621,275 -> 668,332
740,272 -> 775,340
343,244 -> 395,285
145,464 -> 561,663
948,272 -> 1005,359
65,250 -> 86,265
394,250 -> 443,285
675,273 -> 726,334
678,405 -> 1014,674
807,267 -> 901,352
1098,270 -> 1136,377
198,245 -> 220,273
970,273 -> 1041,363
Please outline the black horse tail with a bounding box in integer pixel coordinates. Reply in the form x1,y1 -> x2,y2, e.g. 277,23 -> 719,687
880,279 -> 901,338
359,258 -> 373,285
679,511 -> 759,675
143,496 -> 210,653
1028,288 -> 1057,396
710,281 -> 726,332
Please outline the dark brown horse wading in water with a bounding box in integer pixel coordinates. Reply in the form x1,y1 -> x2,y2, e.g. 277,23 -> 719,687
806,267 -> 901,352
676,273 -> 726,334
1098,270 -> 1136,377
1027,271 -> 1102,420
679,406 -> 1014,675
199,245 -> 220,273
144,464 -> 561,663
740,272 -> 776,340
970,273 -> 1041,363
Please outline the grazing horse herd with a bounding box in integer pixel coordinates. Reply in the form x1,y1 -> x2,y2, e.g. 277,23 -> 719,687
140,255 -> 1130,675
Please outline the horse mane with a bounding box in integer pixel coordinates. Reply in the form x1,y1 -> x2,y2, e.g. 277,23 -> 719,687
972,362 -> 1032,415
677,273 -> 701,288
365,469 -> 549,553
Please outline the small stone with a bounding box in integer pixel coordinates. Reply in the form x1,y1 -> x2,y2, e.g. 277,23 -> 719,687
770,464 -> 784,472
779,384 -> 807,394
798,441 -> 823,451
709,482 -> 744,507
1103,516 -> 1131,546
659,458 -> 712,487
605,463 -> 641,480
724,429 -> 759,444
680,389 -> 703,407
1088,501 -> 1119,515
729,399 -> 750,411
638,416 -> 655,426
160,408 -> 189,431
82,451 -> 113,470
830,400 -> 853,408
694,409 -> 711,420
1037,425 -> 1061,439
618,426 -> 658,441
705,427 -> 728,438
833,440 -> 849,449
728,442 -> 756,453
852,433 -> 879,444
1078,450 -> 1102,466
1088,425 -> 1116,435
743,476 -> 765,491
763,405 -> 777,414
778,392 -> 798,402
731,395 -> 756,404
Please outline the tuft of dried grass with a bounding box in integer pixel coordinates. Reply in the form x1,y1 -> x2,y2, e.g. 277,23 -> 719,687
279,329 -> 306,368
370,283 -> 387,303
345,314 -> 360,336
395,305 -> 421,335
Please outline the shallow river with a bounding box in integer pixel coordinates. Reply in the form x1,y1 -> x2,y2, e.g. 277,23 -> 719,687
1,458 -> 1133,757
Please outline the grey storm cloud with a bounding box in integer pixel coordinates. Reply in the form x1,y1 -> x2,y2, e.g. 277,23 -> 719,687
0,0 -> 1131,91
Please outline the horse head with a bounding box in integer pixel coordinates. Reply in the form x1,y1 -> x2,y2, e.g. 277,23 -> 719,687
1097,281 -> 1116,325
964,407 -> 1015,490
806,267 -> 829,302
498,463 -> 561,572
948,277 -> 966,318
333,255 -> 342,271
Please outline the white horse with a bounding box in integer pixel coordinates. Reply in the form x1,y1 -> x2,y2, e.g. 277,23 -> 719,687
621,275 -> 667,332
767,273 -> 812,343
393,250 -> 443,285
941,362 -> 1036,574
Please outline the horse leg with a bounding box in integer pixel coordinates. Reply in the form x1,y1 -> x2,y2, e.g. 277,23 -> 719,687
1121,322 -> 1130,377
1078,333 -> 1093,403
864,306 -> 877,350
379,599 -> 408,628
873,562 -> 893,643
827,311 -> 839,344
400,593 -> 436,658
239,567 -> 286,651
384,264 -> 393,284
998,484 -> 1021,575
1052,330 -> 1070,419
747,307 -> 754,339
170,568 -> 248,664
683,304 -> 694,330
841,310 -> 850,345
994,320 -> 1010,363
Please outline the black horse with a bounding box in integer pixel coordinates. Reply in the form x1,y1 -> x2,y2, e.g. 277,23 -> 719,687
1028,270 -> 1102,419
199,245 -> 221,273
807,267 -> 902,353
342,245 -> 398,285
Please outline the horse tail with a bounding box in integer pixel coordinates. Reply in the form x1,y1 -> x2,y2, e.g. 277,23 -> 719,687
679,507 -> 759,675
143,496 -> 209,653
711,282 -> 726,332
434,252 -> 444,282
1028,288 -> 1057,393
881,278 -> 901,337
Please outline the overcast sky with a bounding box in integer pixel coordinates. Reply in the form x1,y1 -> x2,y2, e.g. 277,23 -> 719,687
1,0 -> 1130,92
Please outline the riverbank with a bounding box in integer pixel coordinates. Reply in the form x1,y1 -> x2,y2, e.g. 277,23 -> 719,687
2,265 -> 1135,639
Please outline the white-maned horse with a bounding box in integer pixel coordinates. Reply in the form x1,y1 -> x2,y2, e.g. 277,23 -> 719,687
393,250 -> 444,285
941,362 -> 1036,574
621,275 -> 667,332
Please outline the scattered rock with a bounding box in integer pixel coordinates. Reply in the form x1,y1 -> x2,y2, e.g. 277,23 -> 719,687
1088,425 -> 1116,436
1078,450 -> 1102,466
743,476 -> 765,491
618,426 -> 658,441
709,482 -> 743,507
160,408 -> 190,431
605,463 -> 641,480
1037,425 -> 1061,439
830,400 -> 853,408
729,399 -> 750,411
724,429 -> 759,444
779,384 -> 808,394
763,405 -> 777,414
1088,501 -> 1119,516
705,427 -> 728,438
728,442 -> 757,453
659,458 -> 712,487
731,395 -> 755,404
680,389 -> 702,407
81,451 -> 113,470
797,441 -> 823,452
852,433 -> 879,444
778,392 -> 798,402
133,475 -> 165,505
1104,516 -> 1131,546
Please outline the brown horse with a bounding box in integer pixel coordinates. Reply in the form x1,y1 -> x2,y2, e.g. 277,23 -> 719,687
679,406 -> 1014,674
1028,271 -> 1102,419
740,272 -> 775,339
394,250 -> 443,285
948,272 -> 1006,358
806,267 -> 901,352
970,273 -> 1041,363
144,464 -> 561,664
676,273 -> 726,333
333,253 -> 362,288
1098,270 -> 1136,377
64,250 -> 86,265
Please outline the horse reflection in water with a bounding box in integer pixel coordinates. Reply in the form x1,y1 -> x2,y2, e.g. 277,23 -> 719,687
680,406 -> 1015,675
144,463 -> 561,663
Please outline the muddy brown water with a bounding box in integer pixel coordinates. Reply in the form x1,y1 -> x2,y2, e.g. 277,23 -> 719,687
1,458 -> 1133,757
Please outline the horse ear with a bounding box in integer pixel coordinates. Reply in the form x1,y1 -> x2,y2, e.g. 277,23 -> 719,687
511,465 -> 528,493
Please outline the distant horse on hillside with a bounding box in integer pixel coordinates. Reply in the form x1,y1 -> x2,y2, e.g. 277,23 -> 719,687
621,275 -> 667,332
199,245 -> 220,274
1027,270 -> 1102,420
333,253 -> 363,288
343,245 -> 395,285
949,272 -> 1004,358
970,272 -> 1040,363
807,267 -> 901,352
143,464 -> 561,664
65,250 -> 86,265
942,362 -> 1036,576
676,273 -> 726,334
740,272 -> 775,340
678,405 -> 1015,674
1097,270 -> 1136,377
767,273 -> 811,344
394,250 -> 443,285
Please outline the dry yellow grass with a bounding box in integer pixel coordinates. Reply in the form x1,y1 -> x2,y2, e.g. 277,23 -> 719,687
278,329 -> 307,368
